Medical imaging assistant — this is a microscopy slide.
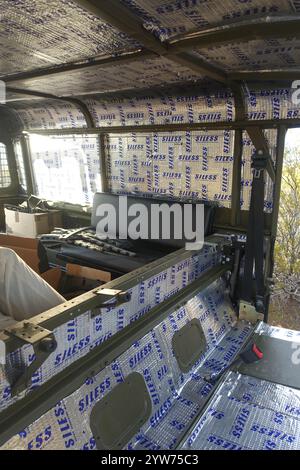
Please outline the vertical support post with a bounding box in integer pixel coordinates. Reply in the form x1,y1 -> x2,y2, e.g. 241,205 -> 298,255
20,134 -> 35,195
231,83 -> 247,227
264,125 -> 287,322
99,133 -> 109,193
5,140 -> 19,191
230,129 -> 243,226
270,126 -> 287,241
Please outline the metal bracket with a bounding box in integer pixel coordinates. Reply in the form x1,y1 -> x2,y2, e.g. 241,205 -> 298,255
6,322 -> 53,344
253,168 -> 262,179
239,301 -> 264,324
92,288 -> 132,314
252,150 -> 275,182
4,322 -> 57,397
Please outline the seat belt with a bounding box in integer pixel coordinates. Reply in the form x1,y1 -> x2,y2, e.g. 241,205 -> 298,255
240,151 -> 271,321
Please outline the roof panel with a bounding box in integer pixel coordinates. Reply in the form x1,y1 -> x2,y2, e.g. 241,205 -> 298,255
9,56 -> 207,96
120,0 -> 296,41
0,0 -> 140,76
194,38 -> 300,71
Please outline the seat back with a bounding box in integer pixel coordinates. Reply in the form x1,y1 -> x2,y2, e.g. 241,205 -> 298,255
91,192 -> 217,248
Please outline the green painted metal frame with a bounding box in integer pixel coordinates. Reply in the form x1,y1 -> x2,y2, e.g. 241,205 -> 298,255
0,0 -> 296,328
0,234 -> 226,351
0,263 -> 228,447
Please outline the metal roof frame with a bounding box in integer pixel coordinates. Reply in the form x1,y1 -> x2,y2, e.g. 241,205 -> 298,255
0,8 -> 299,90
2,1 -> 298,241
169,16 -> 300,52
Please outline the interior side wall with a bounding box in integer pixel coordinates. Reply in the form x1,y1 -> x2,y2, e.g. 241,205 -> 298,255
9,88 -> 292,231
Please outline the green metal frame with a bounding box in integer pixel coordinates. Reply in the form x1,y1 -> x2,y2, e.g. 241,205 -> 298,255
0,0 -> 295,326
0,263 -> 228,447
0,1 -> 298,449
0,235 -> 226,351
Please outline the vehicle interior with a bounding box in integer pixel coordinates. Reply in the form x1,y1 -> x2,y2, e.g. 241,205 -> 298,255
0,0 -> 300,451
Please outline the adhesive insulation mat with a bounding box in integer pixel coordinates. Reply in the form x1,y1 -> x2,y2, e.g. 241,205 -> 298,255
14,89 -> 299,130
104,128 -> 276,211
10,56 -> 207,96
1,277 -> 253,450
0,245 -> 219,413
0,0 -> 140,76
119,1 -> 296,41
16,101 -> 87,130
182,370 -> 300,450
257,323 -> 300,343
87,87 -> 299,125
193,39 -> 300,72
105,130 -> 234,207
15,90 -> 235,129
26,127 -> 277,210
14,88 -> 293,212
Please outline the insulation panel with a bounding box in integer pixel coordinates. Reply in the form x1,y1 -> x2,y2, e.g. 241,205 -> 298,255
194,39 -> 300,72
13,89 -> 289,210
85,90 -> 235,127
0,0 -> 140,76
16,100 -> 87,129
0,245 -> 220,414
1,275 -> 253,450
9,56 -> 207,96
182,370 -> 300,450
120,0 -> 296,41
105,130 -> 235,208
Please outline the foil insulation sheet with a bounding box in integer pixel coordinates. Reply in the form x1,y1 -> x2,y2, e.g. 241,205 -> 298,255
257,323 -> 300,343
182,370 -> 300,450
1,275 -> 254,450
194,39 -> 300,73
104,127 -> 276,211
86,91 -> 235,127
16,100 -> 87,130
14,88 -> 294,211
0,245 -> 219,413
119,0 -> 296,41
14,90 -> 284,212
246,89 -> 300,121
0,0 -> 140,76
14,89 -> 298,129
10,56 -> 206,96
105,130 -> 235,208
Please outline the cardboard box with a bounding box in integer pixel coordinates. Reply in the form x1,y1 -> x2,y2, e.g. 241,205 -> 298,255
0,234 -> 61,290
5,207 -> 62,238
